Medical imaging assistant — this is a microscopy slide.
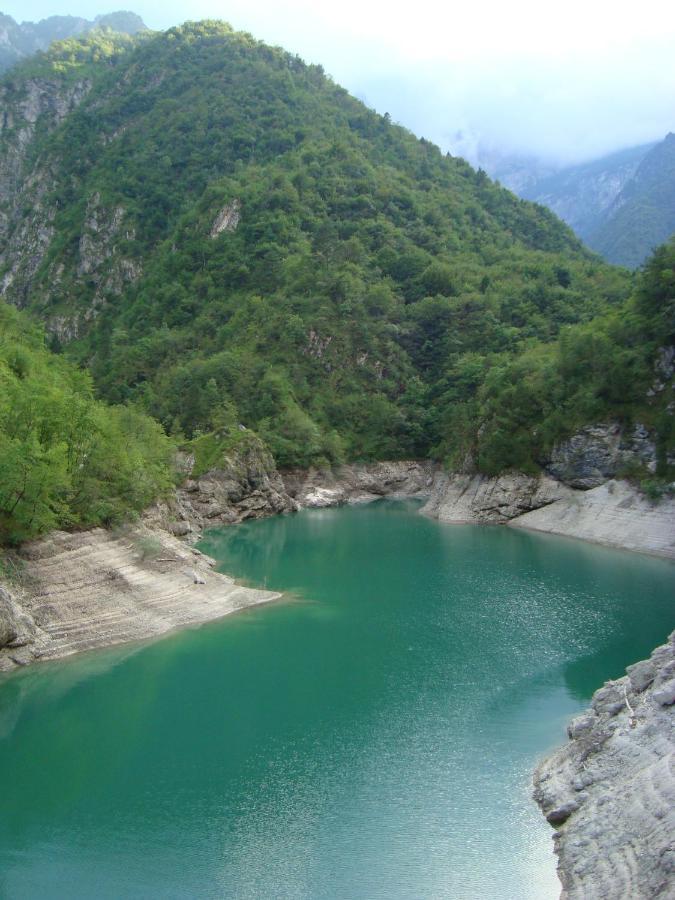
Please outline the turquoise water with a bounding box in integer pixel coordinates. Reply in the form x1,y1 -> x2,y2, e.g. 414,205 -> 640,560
0,501 -> 673,899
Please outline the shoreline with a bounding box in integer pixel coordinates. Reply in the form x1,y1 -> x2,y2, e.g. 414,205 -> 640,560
534,632 -> 675,898
0,525 -> 279,674
2,465 -> 673,676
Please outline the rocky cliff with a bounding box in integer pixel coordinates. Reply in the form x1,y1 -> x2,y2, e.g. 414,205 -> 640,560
422,422 -> 675,557
534,633 -> 675,898
148,436 -> 298,538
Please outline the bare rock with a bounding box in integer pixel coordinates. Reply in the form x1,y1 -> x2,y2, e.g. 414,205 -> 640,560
534,632 -> 675,898
285,461 -> 437,510
547,422 -> 657,489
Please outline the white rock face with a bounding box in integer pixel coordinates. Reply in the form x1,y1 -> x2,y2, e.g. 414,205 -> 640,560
423,474 -> 675,558
534,633 -> 675,898
510,479 -> 675,558
421,472 -> 572,523
210,199 -> 241,237
0,526 -> 278,672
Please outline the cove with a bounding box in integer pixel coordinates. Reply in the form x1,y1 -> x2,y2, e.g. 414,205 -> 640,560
0,501 -> 673,899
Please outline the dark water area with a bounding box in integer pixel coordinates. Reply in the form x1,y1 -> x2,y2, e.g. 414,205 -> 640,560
0,501 -> 673,898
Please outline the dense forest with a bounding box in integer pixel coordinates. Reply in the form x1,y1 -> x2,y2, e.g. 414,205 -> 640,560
0,22 -> 673,542
0,303 -> 174,543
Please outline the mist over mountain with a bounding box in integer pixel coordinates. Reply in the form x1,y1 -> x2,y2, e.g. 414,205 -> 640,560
586,133 -> 675,269
482,135 -> 675,269
0,10 -> 146,72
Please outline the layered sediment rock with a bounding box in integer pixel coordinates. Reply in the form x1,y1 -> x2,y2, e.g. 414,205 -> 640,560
423,474 -> 675,557
421,472 -> 572,524
0,526 -> 278,672
534,633 -> 675,898
422,419 -> 674,557
510,479 -> 675,557
149,438 -> 297,537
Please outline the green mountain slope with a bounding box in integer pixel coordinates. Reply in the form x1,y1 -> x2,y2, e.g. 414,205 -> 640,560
0,301 -> 173,543
0,22 -> 635,469
587,134 -> 675,269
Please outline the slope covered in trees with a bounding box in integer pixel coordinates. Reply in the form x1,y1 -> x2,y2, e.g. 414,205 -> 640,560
445,237 -> 675,477
0,10 -> 146,73
0,302 -> 174,544
0,22 -> 633,468
0,21 -> 671,499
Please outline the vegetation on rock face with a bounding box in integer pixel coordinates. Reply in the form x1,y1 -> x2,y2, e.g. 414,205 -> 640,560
450,237 -> 675,476
0,303 -> 174,544
0,20 -> 673,530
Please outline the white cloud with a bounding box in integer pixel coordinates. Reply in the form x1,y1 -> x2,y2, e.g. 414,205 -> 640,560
5,0 -> 675,164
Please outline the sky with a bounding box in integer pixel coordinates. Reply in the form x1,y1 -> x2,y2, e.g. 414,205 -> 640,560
3,0 -> 675,167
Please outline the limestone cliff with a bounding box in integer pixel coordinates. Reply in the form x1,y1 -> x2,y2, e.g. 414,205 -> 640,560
534,633 -> 675,898
0,74 -> 90,318
148,436 -> 297,538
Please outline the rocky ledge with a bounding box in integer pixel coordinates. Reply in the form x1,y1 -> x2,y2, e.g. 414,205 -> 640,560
422,474 -> 675,557
0,525 -> 278,672
534,633 -> 675,898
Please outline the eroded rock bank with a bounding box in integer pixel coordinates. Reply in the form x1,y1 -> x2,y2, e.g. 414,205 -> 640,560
422,474 -> 675,557
151,453 -> 437,540
534,633 -> 675,899
422,421 -> 675,558
0,526 -> 278,673
0,458 -> 438,673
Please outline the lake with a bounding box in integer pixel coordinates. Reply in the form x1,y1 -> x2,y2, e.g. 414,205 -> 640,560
0,500 -> 673,898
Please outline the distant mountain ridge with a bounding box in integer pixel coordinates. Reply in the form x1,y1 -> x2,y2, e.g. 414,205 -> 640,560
484,135 -> 675,269
520,143 -> 656,241
0,10 -> 146,72
586,133 -> 675,269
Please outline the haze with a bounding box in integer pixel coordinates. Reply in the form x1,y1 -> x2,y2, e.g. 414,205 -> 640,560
3,0 -> 675,165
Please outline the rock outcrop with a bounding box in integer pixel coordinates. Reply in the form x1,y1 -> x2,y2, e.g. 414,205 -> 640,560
423,420 -> 675,557
534,633 -> 675,898
148,438 -> 297,538
510,479 -> 675,557
546,422 -> 657,488
283,460 -> 437,508
0,584 -> 38,653
423,474 -> 675,557
421,472 -> 572,524
0,525 -> 278,672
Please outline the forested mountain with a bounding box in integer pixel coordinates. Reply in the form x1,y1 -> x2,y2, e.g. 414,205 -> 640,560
0,10 -> 145,72
0,21 -> 672,543
0,301 -> 173,542
586,134 -> 675,268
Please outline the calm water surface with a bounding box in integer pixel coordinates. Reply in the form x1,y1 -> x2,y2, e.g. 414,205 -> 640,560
0,500 -> 673,899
